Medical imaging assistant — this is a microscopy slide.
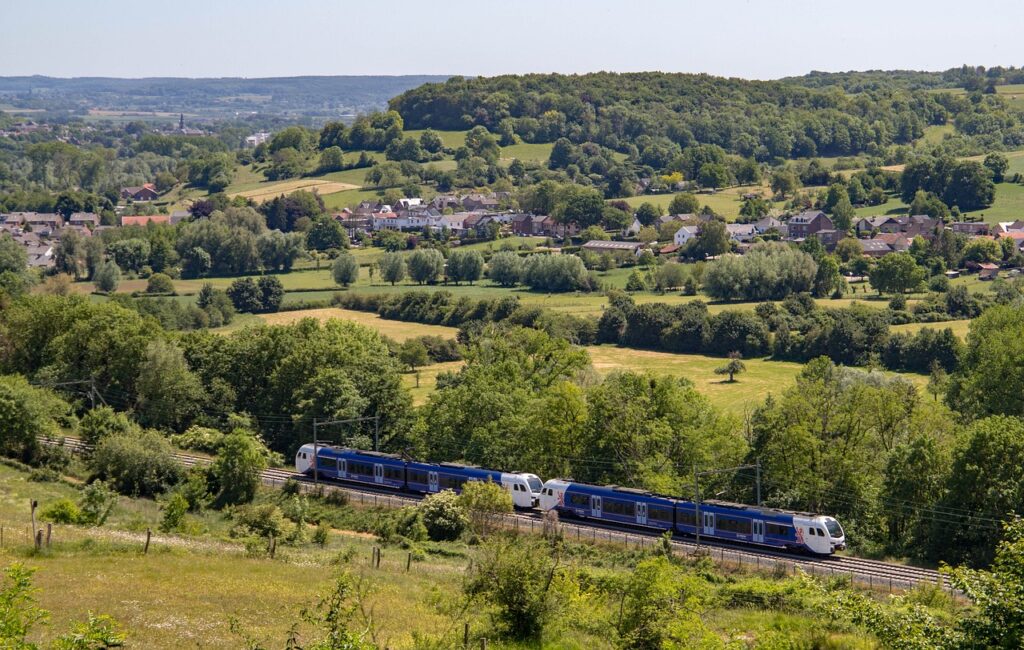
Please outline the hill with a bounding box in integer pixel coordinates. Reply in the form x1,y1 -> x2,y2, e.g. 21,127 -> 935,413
0,75 -> 450,120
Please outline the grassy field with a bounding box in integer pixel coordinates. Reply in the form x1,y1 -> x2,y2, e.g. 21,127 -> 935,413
616,183 -> 780,222
402,360 -> 463,405
223,307 -> 459,341
891,318 -> 972,340
586,345 -> 803,416
229,179 -> 358,203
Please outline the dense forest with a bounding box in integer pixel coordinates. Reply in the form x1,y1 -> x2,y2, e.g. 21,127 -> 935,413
390,69 -> 1024,159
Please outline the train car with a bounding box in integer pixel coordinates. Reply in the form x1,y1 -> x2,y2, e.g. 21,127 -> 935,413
406,461 -> 542,508
296,444 -> 543,508
540,479 -> 846,555
673,499 -> 844,554
295,445 -> 406,490
539,479 -> 679,532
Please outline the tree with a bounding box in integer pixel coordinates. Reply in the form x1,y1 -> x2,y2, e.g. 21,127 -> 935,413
0,376 -> 70,461
447,249 -> 484,285
714,352 -> 746,382
379,252 -> 407,285
961,237 -> 1001,263
92,260 -> 120,293
135,339 -> 204,431
145,273 -> 174,294
667,192 -> 700,215
407,248 -> 445,284
0,234 -> 27,274
256,276 -> 284,313
770,169 -> 800,197
317,146 -> 344,173
398,338 -> 429,371
947,305 -> 1024,418
869,252 -> 925,294
464,537 -> 559,639
78,406 -> 136,447
697,163 -> 729,189
419,128 -> 444,154
831,196 -> 856,232
460,480 -> 513,537
983,152 -> 1009,183
559,189 -> 605,228
487,251 -> 522,287
908,190 -> 950,221
90,429 -> 184,497
634,202 -> 662,227
927,416 -> 1024,566
813,255 -> 843,297
418,490 -> 467,541
331,252 -> 359,287
690,219 -> 729,258
211,430 -> 269,506
306,216 -> 348,251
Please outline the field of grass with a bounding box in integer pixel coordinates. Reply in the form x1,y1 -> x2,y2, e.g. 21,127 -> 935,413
616,183 -> 783,222
402,360 -> 463,405
229,178 -> 358,203
499,141 -> 554,163
224,307 -> 459,342
585,345 -> 803,416
891,318 -> 972,340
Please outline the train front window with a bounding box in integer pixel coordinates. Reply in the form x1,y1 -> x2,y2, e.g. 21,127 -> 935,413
527,477 -> 542,492
824,519 -> 843,538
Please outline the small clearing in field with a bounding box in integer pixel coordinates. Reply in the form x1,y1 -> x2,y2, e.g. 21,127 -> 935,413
255,308 -> 458,341
230,179 -> 358,203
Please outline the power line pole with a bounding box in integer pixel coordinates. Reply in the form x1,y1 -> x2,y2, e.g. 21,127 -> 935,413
692,461 -> 764,553
693,464 -> 701,551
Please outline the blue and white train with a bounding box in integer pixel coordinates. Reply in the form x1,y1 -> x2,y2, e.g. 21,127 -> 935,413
538,479 -> 845,555
295,444 -> 544,509
295,445 -> 846,554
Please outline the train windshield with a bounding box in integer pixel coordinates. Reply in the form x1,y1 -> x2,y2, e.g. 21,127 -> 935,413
824,518 -> 844,538
527,477 -> 543,492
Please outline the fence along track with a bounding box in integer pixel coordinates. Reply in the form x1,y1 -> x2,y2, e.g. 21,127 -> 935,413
41,437 -> 955,593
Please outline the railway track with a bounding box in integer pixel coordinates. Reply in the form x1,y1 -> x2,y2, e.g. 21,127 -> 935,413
41,436 -> 955,592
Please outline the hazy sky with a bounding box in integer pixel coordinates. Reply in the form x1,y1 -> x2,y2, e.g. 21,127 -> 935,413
4,0 -> 1023,79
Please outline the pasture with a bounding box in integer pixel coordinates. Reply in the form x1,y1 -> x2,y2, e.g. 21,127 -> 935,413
228,178 -> 358,203
227,307 -> 460,341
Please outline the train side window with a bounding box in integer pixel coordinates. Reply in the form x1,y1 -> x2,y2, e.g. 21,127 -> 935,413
808,528 -> 816,536
817,528 -> 826,537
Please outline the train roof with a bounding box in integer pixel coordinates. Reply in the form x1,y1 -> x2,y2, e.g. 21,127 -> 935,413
316,446 -> 403,461
701,498 -> 822,518
563,480 -> 681,503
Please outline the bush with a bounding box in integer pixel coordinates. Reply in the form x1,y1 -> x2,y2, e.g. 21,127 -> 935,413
171,426 -> 225,454
928,274 -> 950,292
159,491 -> 189,532
418,490 -> 467,541
40,499 -> 82,524
145,273 -> 175,294
89,429 -> 184,497
79,480 -> 117,525
231,503 -> 286,539
78,407 -> 138,447
211,431 -> 269,506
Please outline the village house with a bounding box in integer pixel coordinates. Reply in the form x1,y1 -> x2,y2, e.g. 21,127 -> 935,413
857,239 -> 894,258
752,216 -> 785,236
997,220 -> 1024,234
673,225 -> 700,246
871,232 -> 912,253
785,210 -> 833,239
461,193 -> 500,211
245,132 -> 271,148
120,183 -> 159,202
511,214 -> 555,236
951,222 -> 990,236
725,223 -> 757,242
814,229 -> 846,249
855,215 -> 902,235
67,212 -> 99,228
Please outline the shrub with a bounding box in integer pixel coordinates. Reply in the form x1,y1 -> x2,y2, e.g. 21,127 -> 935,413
231,503 -> 286,539
159,491 -> 189,533
145,273 -> 175,294
78,407 -> 138,447
211,431 -> 268,506
313,521 -> 331,547
89,430 -> 184,497
78,480 -> 117,525
40,499 -> 82,524
928,274 -> 950,292
170,426 -> 225,454
418,490 -> 467,541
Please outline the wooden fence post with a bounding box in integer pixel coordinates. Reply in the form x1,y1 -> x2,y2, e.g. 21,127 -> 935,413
30,500 -> 37,540
45,524 -> 51,548
406,552 -> 412,572
269,535 -> 277,559
463,623 -> 469,649
34,530 -> 42,551
144,528 -> 151,554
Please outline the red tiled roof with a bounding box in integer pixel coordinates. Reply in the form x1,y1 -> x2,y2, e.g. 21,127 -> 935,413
120,215 -> 170,227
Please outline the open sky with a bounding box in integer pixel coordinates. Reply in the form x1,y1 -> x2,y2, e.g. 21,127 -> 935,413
4,0 -> 1024,79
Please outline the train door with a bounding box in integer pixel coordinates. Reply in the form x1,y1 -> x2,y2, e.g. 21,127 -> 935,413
373,464 -> 384,485
636,502 -> 648,526
752,520 -> 765,543
702,512 -> 715,536
339,460 -> 347,479
591,495 -> 602,518
428,471 -> 439,493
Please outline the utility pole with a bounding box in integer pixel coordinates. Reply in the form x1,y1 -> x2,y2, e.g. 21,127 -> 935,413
692,461 -> 764,552
693,464 -> 701,550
